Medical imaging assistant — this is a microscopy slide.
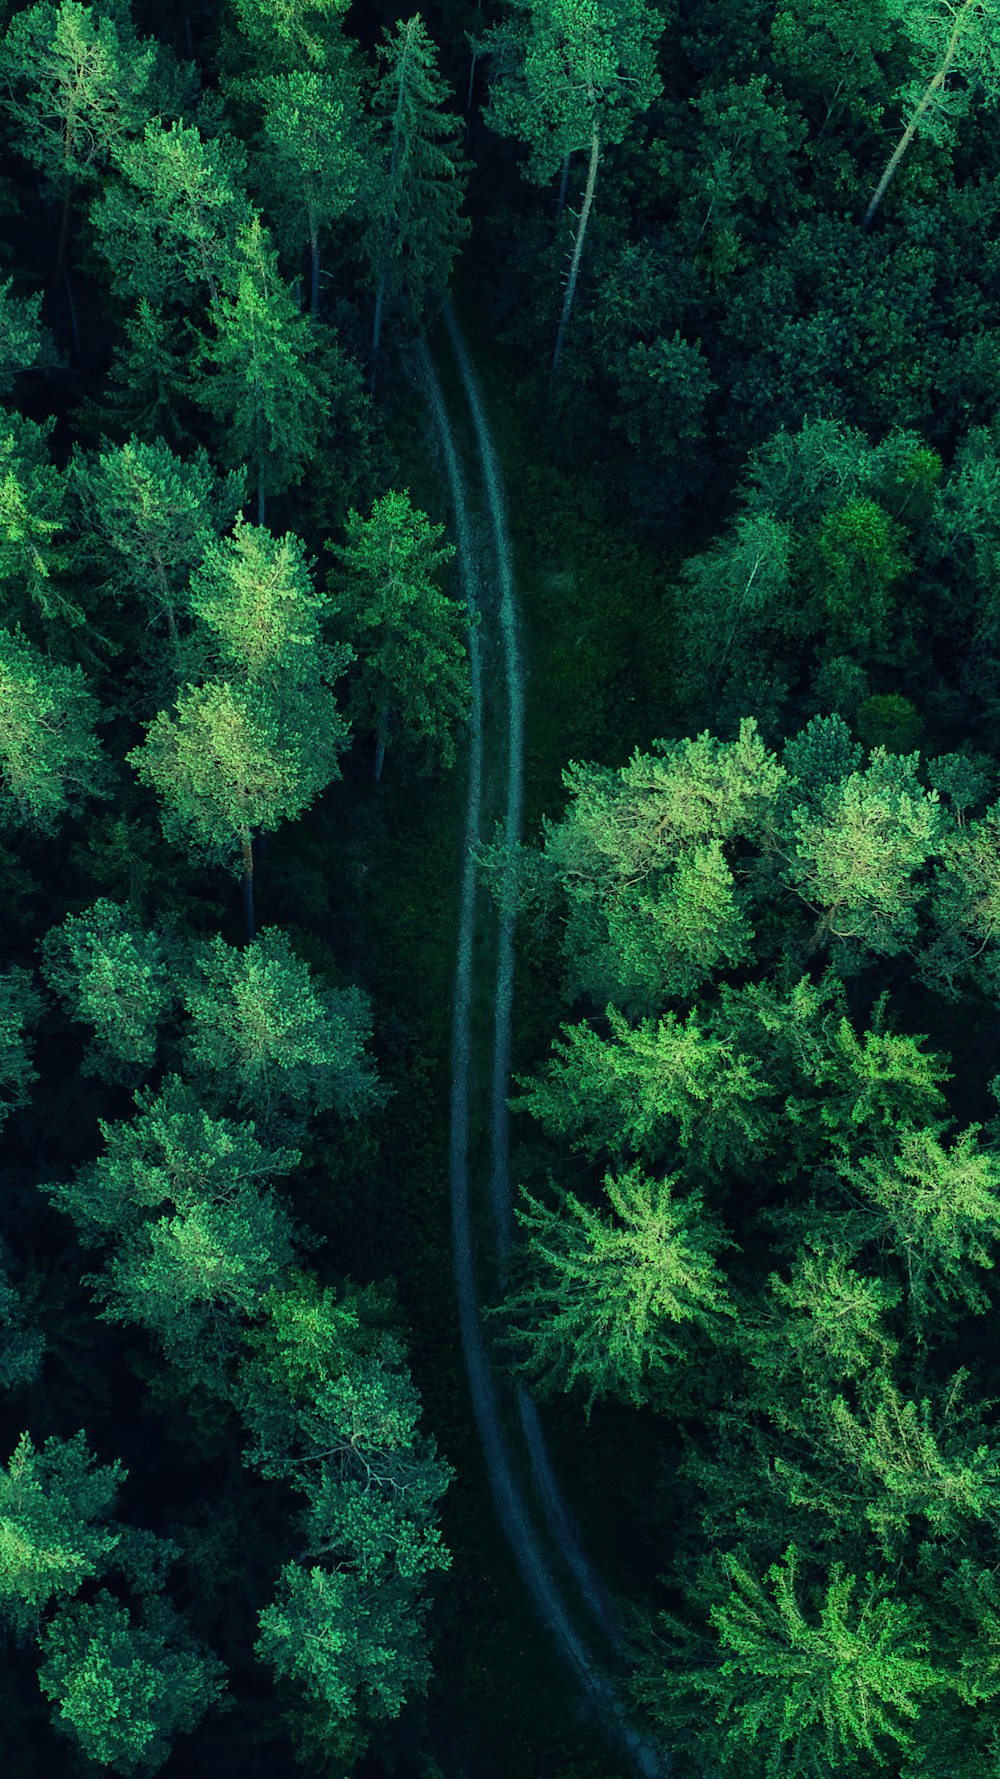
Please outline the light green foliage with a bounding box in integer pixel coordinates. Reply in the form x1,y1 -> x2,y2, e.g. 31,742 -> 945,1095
889,0 -> 1000,149
743,1246 -> 902,1415
38,1591 -> 226,1775
921,799 -> 1000,996
0,627 -> 107,830
796,495 -> 913,655
0,278 -> 49,394
641,1544 -> 945,1777
363,15 -> 469,344
543,719 -> 785,1008
0,1431 -> 122,1636
250,66 -> 367,287
71,435 -> 244,638
513,1005 -> 771,1173
240,1276 -> 451,1756
505,1168 -> 735,1412
191,518 -> 345,691
0,966 -> 40,1128
230,0 -> 349,67
127,675 -> 348,870
481,0 -> 663,182
0,0 -> 156,197
788,747 -> 945,959
0,413 -> 77,625
181,928 -> 383,1124
328,490 -> 468,768
838,1121 -> 1000,1317
39,901 -> 175,1083
198,217 -> 330,512
93,121 -> 252,309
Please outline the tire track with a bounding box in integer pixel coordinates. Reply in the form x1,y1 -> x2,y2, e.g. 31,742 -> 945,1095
420,319 -> 670,1777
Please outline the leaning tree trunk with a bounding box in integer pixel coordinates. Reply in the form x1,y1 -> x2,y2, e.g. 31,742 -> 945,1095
862,0 -> 977,230
550,122 -> 600,383
240,828 -> 255,941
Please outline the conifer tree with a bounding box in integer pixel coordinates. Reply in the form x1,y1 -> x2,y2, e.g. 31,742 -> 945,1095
39,900 -> 176,1084
363,15 -> 469,363
198,217 -> 329,523
0,1431 -> 123,1636
180,928 -> 383,1127
328,489 -> 468,779
38,1591 -> 226,1776
229,0 -> 348,68
250,66 -> 367,316
71,436 -> 244,646
0,627 -> 108,831
504,1166 -> 735,1412
190,517 -> 344,692
480,0 -> 662,376
0,414 -> 79,626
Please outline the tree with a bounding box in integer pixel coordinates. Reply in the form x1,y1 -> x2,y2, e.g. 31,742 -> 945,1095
92,120 -> 252,310
637,1545 -> 947,1777
0,627 -> 108,831
328,489 -> 468,779
190,518 -> 344,692
0,413 -> 79,626
229,0 -> 349,68
47,1075 -> 302,1378
0,276 -> 53,395
480,0 -> 662,376
39,900 -> 176,1084
0,967 -> 41,1130
0,1431 -> 122,1637
250,66 -> 367,316
863,0 -> 1000,229
197,217 -> 330,522
0,0 -> 157,326
180,928 -> 383,1127
503,1167 -> 735,1412
239,1275 -> 451,1762
363,15 -> 469,363
71,436 -> 244,646
38,1591 -> 225,1776
127,676 -> 348,936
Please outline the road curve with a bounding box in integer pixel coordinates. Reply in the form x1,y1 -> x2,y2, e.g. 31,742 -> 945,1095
419,321 -> 670,1778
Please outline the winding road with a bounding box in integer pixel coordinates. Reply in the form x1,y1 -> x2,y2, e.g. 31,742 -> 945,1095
416,314 -> 670,1779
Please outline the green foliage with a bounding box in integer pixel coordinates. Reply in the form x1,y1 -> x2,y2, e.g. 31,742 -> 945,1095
0,1431 -> 122,1636
328,489 -> 468,768
742,1245 -> 902,1412
39,900 -> 176,1083
250,65 -> 367,281
38,1591 -> 226,1775
127,675 -> 348,871
0,626 -> 108,830
0,0 -> 156,198
181,927 -> 383,1125
480,0 -> 664,182
197,217 -> 330,512
240,1275 -> 451,1757
71,434 -> 244,640
0,1242 -> 45,1389
0,277 -> 50,394
0,965 -> 41,1128
191,518 -> 345,690
93,120 -> 252,309
504,1167 -> 735,1411
638,1544 -> 946,1778
363,15 -> 469,342
0,413 -> 78,625
229,0 -> 349,68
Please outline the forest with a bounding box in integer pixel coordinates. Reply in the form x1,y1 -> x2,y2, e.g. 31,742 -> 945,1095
0,0 -> 999,1775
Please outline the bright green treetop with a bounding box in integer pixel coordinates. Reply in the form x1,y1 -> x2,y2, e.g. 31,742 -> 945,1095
190,518 -> 345,691
0,0 -> 156,200
504,1166 -> 735,1412
38,1591 -> 226,1775
181,928 -> 383,1125
0,413 -> 78,626
0,627 -> 107,831
93,120 -> 252,310
0,1431 -> 122,1636
328,489 -> 468,772
229,0 -> 350,68
39,900 -> 176,1083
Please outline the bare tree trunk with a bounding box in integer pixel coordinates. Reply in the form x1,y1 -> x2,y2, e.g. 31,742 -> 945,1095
556,152 -> 571,219
310,234 -> 321,318
240,828 -> 255,942
374,707 -> 390,783
862,0 -> 976,230
370,277 -> 385,388
550,122 -> 599,384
